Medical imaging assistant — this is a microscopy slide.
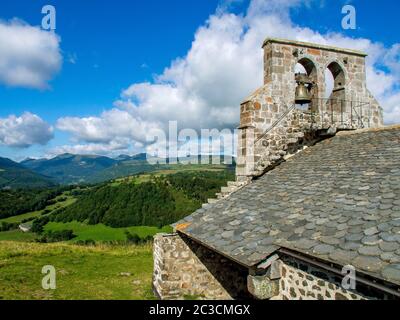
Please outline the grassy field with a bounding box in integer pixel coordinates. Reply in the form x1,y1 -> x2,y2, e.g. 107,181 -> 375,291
0,241 -> 155,300
0,193 -> 76,225
0,230 -> 37,242
43,222 -> 173,242
110,164 -> 230,186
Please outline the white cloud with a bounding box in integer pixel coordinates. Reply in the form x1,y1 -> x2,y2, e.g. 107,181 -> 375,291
56,0 -> 400,156
49,140 -> 129,157
56,108 -> 162,145
0,19 -> 62,89
0,113 -> 54,148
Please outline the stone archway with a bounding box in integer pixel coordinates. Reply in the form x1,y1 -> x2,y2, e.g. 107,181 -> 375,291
326,61 -> 346,100
295,57 -> 319,112
325,61 -> 347,117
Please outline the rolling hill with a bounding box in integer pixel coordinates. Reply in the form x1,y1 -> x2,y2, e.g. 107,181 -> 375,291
21,153 -> 236,185
49,169 -> 234,229
21,153 -> 118,184
0,157 -> 56,189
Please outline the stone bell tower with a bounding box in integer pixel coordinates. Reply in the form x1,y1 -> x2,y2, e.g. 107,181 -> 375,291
236,38 -> 384,183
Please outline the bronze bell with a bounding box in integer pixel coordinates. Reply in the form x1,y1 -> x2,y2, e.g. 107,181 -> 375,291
295,82 -> 312,105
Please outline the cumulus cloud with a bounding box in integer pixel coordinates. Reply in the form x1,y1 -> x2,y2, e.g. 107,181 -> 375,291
0,19 -> 62,89
46,138 -> 146,158
56,0 -> 400,155
0,113 -> 54,148
48,140 -> 128,157
56,108 -> 161,144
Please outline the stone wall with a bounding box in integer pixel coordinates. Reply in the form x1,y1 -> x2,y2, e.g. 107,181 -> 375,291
248,254 -> 398,300
272,256 -> 366,300
251,254 -> 397,300
153,233 -> 397,300
237,107 -> 333,178
236,38 -> 384,181
153,233 -> 251,300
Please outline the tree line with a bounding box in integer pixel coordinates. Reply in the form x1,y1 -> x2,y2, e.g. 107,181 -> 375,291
0,187 -> 72,220
50,170 -> 234,228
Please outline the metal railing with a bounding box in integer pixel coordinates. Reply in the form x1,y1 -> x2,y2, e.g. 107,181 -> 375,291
254,103 -> 296,144
253,98 -> 371,147
312,98 -> 371,129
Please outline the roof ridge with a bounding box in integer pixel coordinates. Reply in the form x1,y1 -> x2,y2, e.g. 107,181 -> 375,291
336,124 -> 400,136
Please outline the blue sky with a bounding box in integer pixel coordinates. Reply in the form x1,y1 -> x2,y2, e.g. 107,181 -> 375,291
0,0 -> 399,160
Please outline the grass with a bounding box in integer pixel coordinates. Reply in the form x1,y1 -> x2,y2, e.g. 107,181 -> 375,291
0,194 -> 76,225
0,210 -> 44,224
163,163 -> 228,172
0,230 -> 36,242
0,241 -> 155,300
44,221 -> 173,242
110,164 -> 228,186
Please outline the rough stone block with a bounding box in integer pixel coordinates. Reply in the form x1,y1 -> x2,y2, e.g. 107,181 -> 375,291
247,274 -> 280,300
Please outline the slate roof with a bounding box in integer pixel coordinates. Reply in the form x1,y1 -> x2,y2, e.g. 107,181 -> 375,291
175,126 -> 400,286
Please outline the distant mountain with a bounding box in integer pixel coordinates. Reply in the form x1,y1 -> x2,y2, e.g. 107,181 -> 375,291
114,153 -> 148,161
21,153 -> 118,185
0,157 -> 56,189
20,153 -> 236,185
89,154 -> 236,184
89,158 -> 159,183
114,154 -> 131,161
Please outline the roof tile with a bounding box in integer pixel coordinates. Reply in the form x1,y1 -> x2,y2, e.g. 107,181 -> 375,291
176,128 -> 400,285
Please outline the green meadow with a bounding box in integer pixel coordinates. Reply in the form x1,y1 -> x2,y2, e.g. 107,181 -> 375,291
0,168 -> 233,299
0,230 -> 37,242
0,241 -> 155,300
44,221 -> 173,242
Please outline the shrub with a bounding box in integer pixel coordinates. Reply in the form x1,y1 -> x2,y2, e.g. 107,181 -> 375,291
21,217 -> 35,223
36,229 -> 76,243
75,239 -> 96,246
0,222 -> 19,232
31,216 -> 50,234
125,231 -> 153,245
41,209 -> 52,215
125,231 -> 141,244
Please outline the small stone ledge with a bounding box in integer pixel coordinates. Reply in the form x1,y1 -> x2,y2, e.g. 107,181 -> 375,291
262,37 -> 367,57
247,274 -> 280,300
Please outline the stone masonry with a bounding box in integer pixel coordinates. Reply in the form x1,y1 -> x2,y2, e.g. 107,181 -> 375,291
236,38 -> 383,182
152,39 -> 396,301
153,233 -> 251,300
247,252 -> 399,300
154,233 -> 399,300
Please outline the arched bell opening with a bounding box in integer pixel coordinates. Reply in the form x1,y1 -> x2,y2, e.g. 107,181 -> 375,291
325,61 -> 346,115
294,58 -> 319,112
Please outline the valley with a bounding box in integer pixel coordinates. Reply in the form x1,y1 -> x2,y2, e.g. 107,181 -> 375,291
0,161 -> 234,299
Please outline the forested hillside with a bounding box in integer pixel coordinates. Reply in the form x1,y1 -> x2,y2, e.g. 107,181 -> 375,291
51,170 -> 234,228
0,157 -> 56,189
0,187 -> 68,220
52,181 -> 177,227
166,170 -> 235,202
